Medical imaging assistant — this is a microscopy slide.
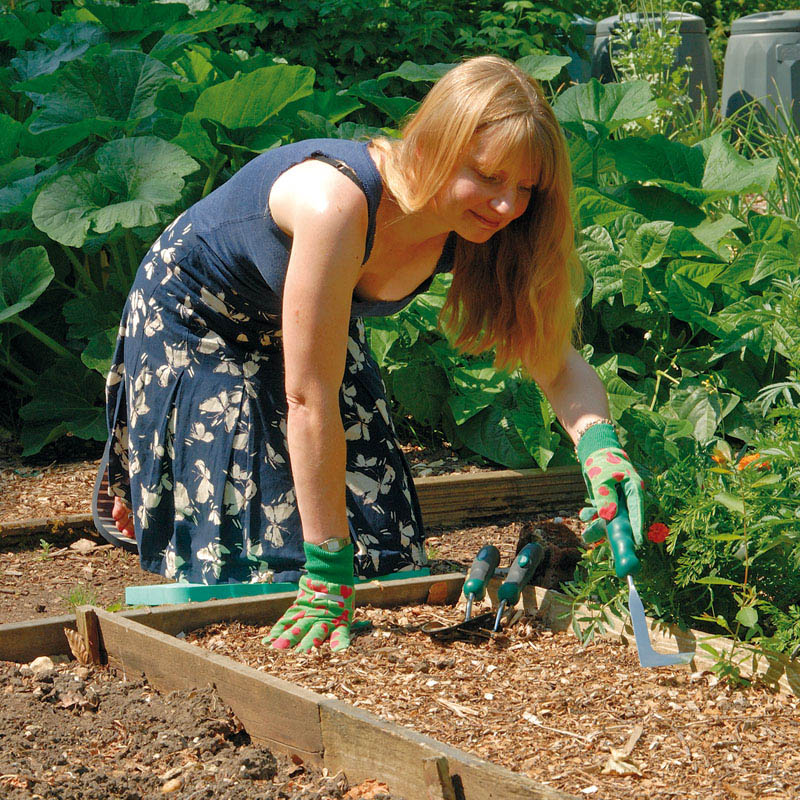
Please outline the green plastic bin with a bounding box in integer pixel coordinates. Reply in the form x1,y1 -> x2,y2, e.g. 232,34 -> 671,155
721,10 -> 800,130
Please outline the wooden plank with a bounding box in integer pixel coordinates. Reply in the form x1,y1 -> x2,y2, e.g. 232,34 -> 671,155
423,756 -> 457,800
89,606 -> 577,800
91,608 -> 325,760
416,466 -> 585,527
1,468 -> 584,543
114,573 -> 466,639
0,575 -> 463,662
319,697 -> 577,800
75,606 -> 102,665
0,514 -> 95,542
0,615 -> 76,662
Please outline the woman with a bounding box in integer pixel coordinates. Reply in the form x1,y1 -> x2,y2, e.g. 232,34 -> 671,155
105,56 -> 643,652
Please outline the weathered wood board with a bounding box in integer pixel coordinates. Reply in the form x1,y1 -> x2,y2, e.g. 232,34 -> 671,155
86,607 -> 577,800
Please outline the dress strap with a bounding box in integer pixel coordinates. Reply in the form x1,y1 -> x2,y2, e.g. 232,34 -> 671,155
309,152 -> 367,197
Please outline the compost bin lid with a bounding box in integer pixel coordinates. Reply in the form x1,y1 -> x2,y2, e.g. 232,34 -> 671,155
596,12 -> 706,36
573,15 -> 596,33
731,10 -> 800,35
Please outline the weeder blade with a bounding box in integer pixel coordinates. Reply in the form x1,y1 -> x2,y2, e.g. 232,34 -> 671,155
627,577 -> 694,668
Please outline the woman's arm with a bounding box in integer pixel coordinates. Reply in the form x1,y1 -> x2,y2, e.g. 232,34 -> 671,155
274,161 -> 369,545
531,346 -> 611,446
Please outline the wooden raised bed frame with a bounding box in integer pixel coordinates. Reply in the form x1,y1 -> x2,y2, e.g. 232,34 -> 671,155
2,466 -> 799,798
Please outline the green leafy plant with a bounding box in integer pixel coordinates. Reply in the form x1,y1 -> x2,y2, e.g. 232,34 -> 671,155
38,537 -> 53,560
62,583 -> 99,611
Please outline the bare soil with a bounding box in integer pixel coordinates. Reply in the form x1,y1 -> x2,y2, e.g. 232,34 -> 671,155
0,659 -> 396,799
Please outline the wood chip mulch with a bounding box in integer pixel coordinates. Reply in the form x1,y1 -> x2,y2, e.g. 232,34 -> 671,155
187,608 -> 800,800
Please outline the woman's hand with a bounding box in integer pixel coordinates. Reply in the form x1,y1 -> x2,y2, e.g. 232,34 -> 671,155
577,423 -> 644,546
264,542 -> 355,652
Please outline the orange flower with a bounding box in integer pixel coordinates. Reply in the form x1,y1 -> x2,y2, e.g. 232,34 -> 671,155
711,451 -> 728,465
647,522 -> 669,544
737,453 -> 770,471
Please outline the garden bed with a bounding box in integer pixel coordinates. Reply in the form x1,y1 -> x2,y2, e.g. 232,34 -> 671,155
0,658 -> 396,799
185,605 -> 799,800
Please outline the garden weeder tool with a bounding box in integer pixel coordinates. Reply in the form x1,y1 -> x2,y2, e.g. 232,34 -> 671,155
492,542 -> 545,632
462,544 -> 501,621
598,499 -> 693,669
421,545 -> 500,640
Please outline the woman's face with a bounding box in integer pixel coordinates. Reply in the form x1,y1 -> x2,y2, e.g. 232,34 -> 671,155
432,134 -> 536,243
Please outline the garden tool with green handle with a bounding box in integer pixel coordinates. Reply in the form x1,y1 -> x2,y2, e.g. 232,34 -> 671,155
462,544 -> 501,621
590,499 -> 693,668
492,542 -> 545,632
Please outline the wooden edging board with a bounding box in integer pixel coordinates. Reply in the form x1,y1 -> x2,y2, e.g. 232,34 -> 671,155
0,465 -> 585,542
2,572 -> 799,697
3,572 -> 799,697
78,602 -> 576,800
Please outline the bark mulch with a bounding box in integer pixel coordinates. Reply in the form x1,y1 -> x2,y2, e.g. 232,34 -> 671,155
187,607 -> 800,800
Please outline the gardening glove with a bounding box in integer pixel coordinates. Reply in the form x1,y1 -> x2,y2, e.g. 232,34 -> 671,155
577,422 -> 644,546
264,541 -> 355,652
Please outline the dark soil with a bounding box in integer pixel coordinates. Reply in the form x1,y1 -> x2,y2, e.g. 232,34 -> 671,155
0,659 -> 396,800
0,513 -> 583,624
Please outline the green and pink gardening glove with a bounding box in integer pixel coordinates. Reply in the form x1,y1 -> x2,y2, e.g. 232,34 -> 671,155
264,541 -> 355,652
577,422 -> 644,547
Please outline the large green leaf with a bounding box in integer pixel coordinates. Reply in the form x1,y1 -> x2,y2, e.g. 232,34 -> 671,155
83,0 -> 187,33
604,134 -> 704,187
666,272 -> 714,326
32,137 -> 198,246
347,80 -> 416,124
554,80 -> 657,140
0,246 -> 54,323
448,364 -> 507,425
390,363 -> 449,427
573,186 -> 641,228
515,54 -> 572,80
0,114 -> 23,163
622,221 -> 673,268
175,65 -> 315,163
748,242 -> 796,285
669,380 -> 723,444
18,359 -> 106,455
10,22 -> 106,82
456,405 -> 536,469
166,5 -> 258,36
26,49 -> 177,136
701,134 -> 778,197
378,61 -> 453,83
82,327 -> 118,375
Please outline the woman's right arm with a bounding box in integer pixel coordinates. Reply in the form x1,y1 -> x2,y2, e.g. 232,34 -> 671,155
272,161 -> 369,546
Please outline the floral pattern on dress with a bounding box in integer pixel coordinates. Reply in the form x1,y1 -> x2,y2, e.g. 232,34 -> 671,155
105,219 -> 427,585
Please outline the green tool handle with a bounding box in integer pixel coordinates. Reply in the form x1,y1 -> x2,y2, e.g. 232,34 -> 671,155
497,542 -> 544,604
463,545 -> 501,601
606,498 -> 641,579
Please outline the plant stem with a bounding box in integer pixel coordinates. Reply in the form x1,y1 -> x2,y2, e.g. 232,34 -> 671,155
0,358 -> 37,391
107,241 -> 128,292
124,230 -> 141,283
201,154 -> 226,199
12,316 -> 76,361
60,245 -> 94,292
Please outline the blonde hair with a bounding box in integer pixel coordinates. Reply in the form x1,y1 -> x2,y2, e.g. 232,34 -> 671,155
371,56 -> 581,380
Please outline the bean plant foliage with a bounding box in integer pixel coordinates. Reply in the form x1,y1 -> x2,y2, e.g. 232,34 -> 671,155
3,0 -> 800,667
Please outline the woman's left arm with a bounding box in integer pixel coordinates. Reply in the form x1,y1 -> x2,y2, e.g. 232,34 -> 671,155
532,347 -> 645,545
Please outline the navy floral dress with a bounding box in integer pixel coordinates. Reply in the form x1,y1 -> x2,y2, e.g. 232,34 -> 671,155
105,139 -> 453,585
